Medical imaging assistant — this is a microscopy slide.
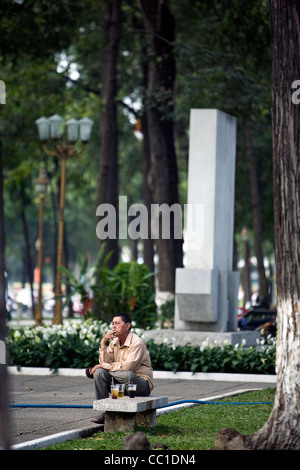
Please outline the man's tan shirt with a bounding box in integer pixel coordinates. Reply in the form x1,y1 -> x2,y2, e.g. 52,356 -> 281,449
99,330 -> 154,391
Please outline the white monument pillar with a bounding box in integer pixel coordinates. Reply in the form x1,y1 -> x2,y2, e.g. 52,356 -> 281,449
175,109 -> 239,332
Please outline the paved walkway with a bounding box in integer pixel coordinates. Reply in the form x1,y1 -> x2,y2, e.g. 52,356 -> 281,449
8,370 -> 276,449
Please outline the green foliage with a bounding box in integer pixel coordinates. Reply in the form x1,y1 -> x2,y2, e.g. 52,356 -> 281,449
92,257 -> 157,329
104,262 -> 157,329
8,319 -> 106,370
60,247 -> 157,329
146,339 -> 275,375
158,298 -> 175,328
0,0 -> 87,62
7,320 -> 276,376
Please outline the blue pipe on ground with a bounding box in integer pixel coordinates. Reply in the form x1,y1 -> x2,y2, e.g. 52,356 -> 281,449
159,399 -> 273,407
10,404 -> 93,408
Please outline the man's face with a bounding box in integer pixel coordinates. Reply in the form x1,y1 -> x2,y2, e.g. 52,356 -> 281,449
111,316 -> 130,337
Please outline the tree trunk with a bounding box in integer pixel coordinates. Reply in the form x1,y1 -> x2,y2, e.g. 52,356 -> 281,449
94,0 -> 121,319
0,122 -> 10,450
142,111 -> 155,277
214,0 -> 300,450
20,185 -> 35,317
244,121 -> 270,306
140,42 -> 155,280
138,0 -> 183,293
96,0 -> 121,269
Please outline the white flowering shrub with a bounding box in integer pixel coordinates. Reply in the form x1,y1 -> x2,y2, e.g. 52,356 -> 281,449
8,319 -> 110,370
146,336 -> 276,375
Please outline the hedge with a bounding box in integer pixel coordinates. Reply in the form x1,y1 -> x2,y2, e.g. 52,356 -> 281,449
7,319 -> 276,375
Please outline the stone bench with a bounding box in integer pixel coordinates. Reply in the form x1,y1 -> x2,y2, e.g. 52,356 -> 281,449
93,395 -> 168,432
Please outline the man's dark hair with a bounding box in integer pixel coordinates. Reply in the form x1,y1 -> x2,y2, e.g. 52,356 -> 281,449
113,312 -> 132,326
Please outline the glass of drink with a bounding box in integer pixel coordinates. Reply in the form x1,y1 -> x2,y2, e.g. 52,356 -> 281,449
111,384 -> 119,399
118,384 -> 125,398
127,383 -> 137,398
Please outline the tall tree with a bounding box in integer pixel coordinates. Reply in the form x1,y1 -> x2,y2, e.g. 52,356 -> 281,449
138,0 -> 183,293
96,0 -> 122,269
0,107 -> 10,450
215,0 -> 300,450
244,121 -> 270,305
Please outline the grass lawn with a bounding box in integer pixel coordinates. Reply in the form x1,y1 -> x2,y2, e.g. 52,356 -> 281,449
41,388 -> 275,451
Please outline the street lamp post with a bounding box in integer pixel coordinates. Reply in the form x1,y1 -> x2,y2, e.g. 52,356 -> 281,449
34,168 -> 49,325
35,115 -> 93,324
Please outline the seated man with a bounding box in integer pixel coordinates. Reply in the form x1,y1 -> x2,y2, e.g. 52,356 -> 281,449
90,312 -> 154,424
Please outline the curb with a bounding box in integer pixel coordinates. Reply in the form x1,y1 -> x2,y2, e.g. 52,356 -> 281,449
152,370 -> 276,383
7,366 -> 277,383
12,425 -> 104,450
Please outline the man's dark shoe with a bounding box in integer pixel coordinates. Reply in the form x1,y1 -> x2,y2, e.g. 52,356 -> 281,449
91,413 -> 105,424
85,367 -> 93,379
